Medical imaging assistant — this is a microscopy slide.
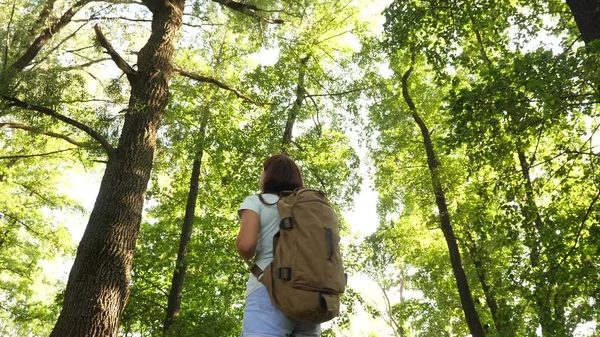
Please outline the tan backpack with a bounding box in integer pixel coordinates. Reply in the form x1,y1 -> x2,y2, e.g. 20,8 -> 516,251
249,189 -> 346,323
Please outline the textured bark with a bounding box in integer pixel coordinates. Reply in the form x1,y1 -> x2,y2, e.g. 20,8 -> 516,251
49,1 -> 185,336
281,55 -> 309,149
163,105 -> 210,333
565,0 -> 600,46
401,67 -> 485,337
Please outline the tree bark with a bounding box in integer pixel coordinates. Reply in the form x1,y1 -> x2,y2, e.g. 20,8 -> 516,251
401,66 -> 485,337
49,1 -> 185,336
163,105 -> 210,334
565,0 -> 600,46
281,55 -> 309,149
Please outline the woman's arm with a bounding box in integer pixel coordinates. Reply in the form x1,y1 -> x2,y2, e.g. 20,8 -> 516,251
236,209 -> 260,261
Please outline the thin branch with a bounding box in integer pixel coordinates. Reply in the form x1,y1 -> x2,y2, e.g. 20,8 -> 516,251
211,0 -> 285,24
59,98 -> 116,104
75,16 -> 151,24
2,96 -> 115,156
563,150 -> 600,157
548,190 -> 600,285
30,22 -> 89,69
183,12 -> 223,26
289,140 -> 328,192
315,29 -> 353,45
2,0 -> 16,70
0,212 -> 41,237
94,24 -> 136,76
53,57 -> 112,72
134,272 -> 169,297
128,293 -> 167,310
530,119 -> 546,165
0,148 -> 75,160
12,181 -> 56,206
0,122 -> 85,147
174,69 -> 268,106
65,45 -> 95,53
305,88 -> 366,98
307,94 -> 322,133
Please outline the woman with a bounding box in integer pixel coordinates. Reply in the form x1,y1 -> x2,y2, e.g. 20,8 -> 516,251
236,154 -> 321,337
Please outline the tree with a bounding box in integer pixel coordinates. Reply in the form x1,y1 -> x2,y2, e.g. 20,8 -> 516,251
378,0 -> 600,335
1,0 -> 291,334
400,62 -> 485,336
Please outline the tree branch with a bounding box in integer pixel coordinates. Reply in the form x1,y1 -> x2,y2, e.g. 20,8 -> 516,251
304,87 -> 365,98
94,24 -> 136,77
52,57 -> 112,72
564,150 -> 600,157
174,69 -> 268,105
30,22 -> 89,69
2,0 -> 16,70
0,212 -> 41,237
1,122 -> 86,147
289,140 -> 328,192
75,16 -> 151,24
211,0 -> 285,24
1,96 -> 115,156
0,148 -> 76,160
547,190 -> 600,286
9,0 -> 91,71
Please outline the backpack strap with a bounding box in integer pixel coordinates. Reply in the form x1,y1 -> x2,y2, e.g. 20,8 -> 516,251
246,260 -> 264,280
257,193 -> 280,205
245,193 -> 275,280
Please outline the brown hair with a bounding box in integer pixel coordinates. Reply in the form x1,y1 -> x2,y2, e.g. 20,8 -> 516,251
262,154 -> 304,194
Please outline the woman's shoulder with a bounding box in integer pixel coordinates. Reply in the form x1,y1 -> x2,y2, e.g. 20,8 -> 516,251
241,194 -> 260,204
241,193 -> 279,205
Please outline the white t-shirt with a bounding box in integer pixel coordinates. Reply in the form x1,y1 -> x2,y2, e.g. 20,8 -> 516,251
238,193 -> 280,297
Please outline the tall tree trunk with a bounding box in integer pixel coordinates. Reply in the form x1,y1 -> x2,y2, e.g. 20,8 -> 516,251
281,55 -> 309,149
401,66 -> 485,337
565,0 -> 600,46
516,151 -> 560,337
50,1 -> 185,335
163,105 -> 210,334
464,232 -> 506,336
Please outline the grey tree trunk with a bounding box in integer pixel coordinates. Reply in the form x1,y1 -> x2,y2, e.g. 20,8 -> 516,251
163,105 -> 211,333
49,1 -> 186,335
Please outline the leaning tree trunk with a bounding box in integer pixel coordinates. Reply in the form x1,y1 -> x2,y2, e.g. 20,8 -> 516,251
401,66 -> 486,337
50,1 -> 185,336
565,0 -> 600,47
163,104 -> 210,334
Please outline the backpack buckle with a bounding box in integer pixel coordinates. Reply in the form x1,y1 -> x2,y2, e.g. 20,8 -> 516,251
275,267 -> 292,280
279,217 -> 293,230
